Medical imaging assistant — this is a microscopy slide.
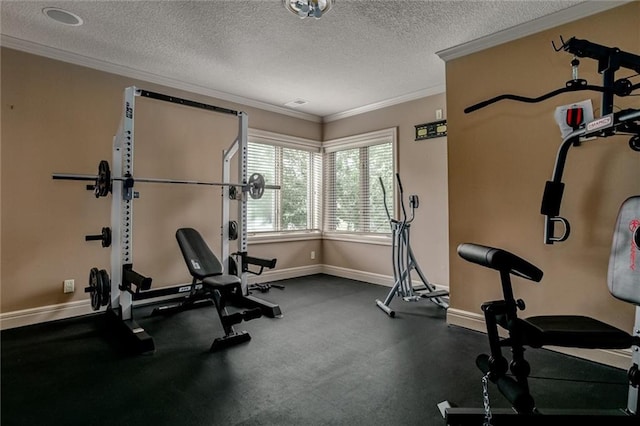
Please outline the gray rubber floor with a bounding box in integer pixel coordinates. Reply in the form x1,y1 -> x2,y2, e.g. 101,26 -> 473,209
1,274 -> 630,425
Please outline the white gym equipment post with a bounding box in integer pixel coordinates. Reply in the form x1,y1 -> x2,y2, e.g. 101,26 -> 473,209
104,86 -> 280,353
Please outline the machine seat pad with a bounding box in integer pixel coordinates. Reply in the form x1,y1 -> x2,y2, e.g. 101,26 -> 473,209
203,274 -> 241,289
520,315 -> 632,349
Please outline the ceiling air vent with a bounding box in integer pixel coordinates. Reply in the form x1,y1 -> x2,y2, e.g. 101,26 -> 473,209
284,99 -> 309,108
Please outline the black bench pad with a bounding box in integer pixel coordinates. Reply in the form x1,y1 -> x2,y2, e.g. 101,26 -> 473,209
519,315 -> 632,349
203,274 -> 241,289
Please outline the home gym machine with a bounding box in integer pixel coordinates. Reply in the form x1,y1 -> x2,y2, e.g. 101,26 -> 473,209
52,86 -> 281,354
375,173 -> 449,317
441,37 -> 640,425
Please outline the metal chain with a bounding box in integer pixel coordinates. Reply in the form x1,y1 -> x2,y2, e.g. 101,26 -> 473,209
482,372 -> 493,426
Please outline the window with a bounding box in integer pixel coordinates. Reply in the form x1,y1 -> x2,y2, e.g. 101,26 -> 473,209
323,128 -> 396,236
247,130 -> 322,235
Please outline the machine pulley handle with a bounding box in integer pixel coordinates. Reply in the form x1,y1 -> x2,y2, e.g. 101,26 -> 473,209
464,84 -> 611,114
543,216 -> 571,245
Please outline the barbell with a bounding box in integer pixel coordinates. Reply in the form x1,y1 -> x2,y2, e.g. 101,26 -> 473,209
52,160 -> 278,199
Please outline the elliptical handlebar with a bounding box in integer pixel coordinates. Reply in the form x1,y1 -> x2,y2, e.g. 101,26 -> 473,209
379,174 -> 420,227
379,176 -> 392,224
396,173 -> 409,224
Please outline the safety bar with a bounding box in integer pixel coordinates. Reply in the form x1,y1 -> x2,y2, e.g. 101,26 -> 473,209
122,264 -> 153,293
237,252 -> 277,276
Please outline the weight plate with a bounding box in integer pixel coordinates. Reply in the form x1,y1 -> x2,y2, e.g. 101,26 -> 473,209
88,267 -> 101,311
95,160 -> 111,198
99,269 -> 110,307
101,227 -> 112,248
248,173 -> 265,200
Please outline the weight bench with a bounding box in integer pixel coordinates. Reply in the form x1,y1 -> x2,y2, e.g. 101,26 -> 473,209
175,227 -> 262,352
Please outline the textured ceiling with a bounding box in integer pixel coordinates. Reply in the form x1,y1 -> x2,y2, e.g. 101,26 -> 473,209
0,1 -> 624,121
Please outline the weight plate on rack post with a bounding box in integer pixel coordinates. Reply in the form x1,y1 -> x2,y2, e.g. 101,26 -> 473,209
85,267 -> 110,310
101,227 -> 112,247
86,267 -> 101,311
95,160 -> 111,198
99,269 -> 110,307
248,173 -> 265,200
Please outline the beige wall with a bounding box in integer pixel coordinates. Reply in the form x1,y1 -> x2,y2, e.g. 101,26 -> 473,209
1,48 -> 322,313
3,3 -> 638,331
446,3 -> 639,331
323,94 -> 450,287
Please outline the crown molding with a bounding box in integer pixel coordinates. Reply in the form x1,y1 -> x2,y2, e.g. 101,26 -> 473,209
323,84 -> 446,123
436,1 -> 632,62
0,35 -> 322,123
248,128 -> 321,151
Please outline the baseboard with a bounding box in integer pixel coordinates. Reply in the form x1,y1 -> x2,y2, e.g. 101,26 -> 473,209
447,308 -> 633,370
0,265 -> 325,330
321,265 -> 394,286
320,265 -> 452,294
0,300 -> 95,331
247,264 -> 323,284
446,308 -> 488,333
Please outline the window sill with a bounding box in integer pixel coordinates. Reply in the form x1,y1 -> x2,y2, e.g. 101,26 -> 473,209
322,232 -> 391,246
248,231 -> 323,244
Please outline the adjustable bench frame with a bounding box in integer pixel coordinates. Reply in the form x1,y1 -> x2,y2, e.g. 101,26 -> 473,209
444,238 -> 640,425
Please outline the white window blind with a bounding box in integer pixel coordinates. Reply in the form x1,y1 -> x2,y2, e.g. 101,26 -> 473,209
324,128 -> 396,234
247,130 -> 322,234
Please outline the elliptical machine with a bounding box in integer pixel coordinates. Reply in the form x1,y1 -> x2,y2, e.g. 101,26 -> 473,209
375,173 -> 449,317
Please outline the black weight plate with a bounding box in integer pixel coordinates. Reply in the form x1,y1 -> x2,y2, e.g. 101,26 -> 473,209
101,227 -> 112,248
95,160 -> 111,198
88,267 -> 101,311
99,269 -> 110,307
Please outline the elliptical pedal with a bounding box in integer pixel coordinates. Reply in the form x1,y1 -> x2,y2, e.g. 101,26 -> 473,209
417,289 -> 449,299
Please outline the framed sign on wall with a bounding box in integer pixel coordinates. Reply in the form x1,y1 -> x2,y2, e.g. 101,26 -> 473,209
415,120 -> 447,141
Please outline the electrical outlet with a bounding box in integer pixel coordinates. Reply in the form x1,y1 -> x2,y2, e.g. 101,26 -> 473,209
63,279 -> 75,293
310,251 -> 316,260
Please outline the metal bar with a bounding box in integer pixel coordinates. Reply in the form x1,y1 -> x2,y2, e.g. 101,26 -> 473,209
132,176 -> 280,190
52,173 -> 280,190
137,89 -> 239,116
52,173 -> 97,181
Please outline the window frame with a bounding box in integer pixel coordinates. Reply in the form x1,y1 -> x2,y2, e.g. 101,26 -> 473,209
322,127 -> 397,245
247,129 -> 322,244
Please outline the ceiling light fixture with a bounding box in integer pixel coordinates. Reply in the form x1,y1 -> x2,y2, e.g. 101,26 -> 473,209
283,0 -> 333,19
42,7 -> 83,26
